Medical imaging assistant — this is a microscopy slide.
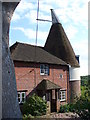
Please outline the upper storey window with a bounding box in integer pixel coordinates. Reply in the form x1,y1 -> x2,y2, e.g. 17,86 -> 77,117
40,64 -> 49,75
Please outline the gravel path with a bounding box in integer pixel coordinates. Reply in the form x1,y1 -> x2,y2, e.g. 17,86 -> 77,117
39,112 -> 81,119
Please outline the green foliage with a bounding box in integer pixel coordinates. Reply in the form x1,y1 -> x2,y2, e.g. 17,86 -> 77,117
23,114 -> 34,120
74,95 -> 90,119
81,75 -> 89,86
60,104 -> 69,113
22,94 -> 47,116
69,103 -> 75,112
59,75 -> 90,119
60,104 -> 75,113
74,84 -> 90,120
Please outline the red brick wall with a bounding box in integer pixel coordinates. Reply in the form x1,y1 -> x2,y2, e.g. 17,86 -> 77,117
14,61 -> 69,103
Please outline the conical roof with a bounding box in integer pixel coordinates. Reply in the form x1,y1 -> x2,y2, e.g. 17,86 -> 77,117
44,10 -> 79,67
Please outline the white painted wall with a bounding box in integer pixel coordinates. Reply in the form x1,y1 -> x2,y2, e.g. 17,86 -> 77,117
69,66 -> 80,81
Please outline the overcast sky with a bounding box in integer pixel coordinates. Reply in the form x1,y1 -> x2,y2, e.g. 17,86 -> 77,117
10,0 -> 88,76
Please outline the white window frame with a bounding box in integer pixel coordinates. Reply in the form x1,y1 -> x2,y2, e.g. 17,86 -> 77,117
18,92 -> 26,104
40,64 -> 49,75
60,90 -> 66,101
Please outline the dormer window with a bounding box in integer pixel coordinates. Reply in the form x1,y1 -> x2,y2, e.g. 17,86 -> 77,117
40,64 -> 49,75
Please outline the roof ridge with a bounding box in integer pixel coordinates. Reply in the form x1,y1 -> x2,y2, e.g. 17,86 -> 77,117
15,41 -> 43,48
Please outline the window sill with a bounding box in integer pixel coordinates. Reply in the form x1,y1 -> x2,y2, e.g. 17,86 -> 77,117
60,99 -> 66,102
40,74 -> 49,76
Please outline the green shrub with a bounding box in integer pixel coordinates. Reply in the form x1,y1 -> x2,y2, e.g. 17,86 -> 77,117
73,78 -> 90,120
23,114 -> 34,120
69,103 -> 75,112
22,94 -> 47,116
60,103 -> 76,113
59,76 -> 90,119
74,94 -> 90,119
60,104 -> 69,113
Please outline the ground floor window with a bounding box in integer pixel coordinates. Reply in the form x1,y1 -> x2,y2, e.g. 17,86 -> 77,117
60,90 -> 66,101
43,95 -> 46,100
18,92 -> 26,104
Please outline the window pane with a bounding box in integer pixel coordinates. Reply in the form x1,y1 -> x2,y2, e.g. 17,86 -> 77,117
22,97 -> 25,102
18,98 -> 20,103
45,65 -> 49,75
22,92 -> 25,103
41,69 -> 44,73
45,69 -> 48,74
18,93 -> 20,103
40,65 -> 44,74
22,93 -> 25,98
40,65 -> 44,69
18,93 -> 20,97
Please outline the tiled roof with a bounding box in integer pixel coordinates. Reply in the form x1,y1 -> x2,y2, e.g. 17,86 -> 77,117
10,42 -> 67,66
36,79 -> 61,90
44,23 -> 79,67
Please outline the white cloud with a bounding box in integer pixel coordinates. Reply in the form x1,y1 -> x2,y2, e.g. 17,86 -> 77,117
12,27 -> 48,42
39,3 -> 52,13
16,0 -> 35,14
11,12 -> 20,21
80,60 -> 88,76
65,25 -> 78,40
25,10 -> 51,24
72,39 -> 88,76
25,10 -> 37,23
49,0 -> 88,28
12,0 -> 88,28
73,40 -> 88,56
38,12 -> 51,21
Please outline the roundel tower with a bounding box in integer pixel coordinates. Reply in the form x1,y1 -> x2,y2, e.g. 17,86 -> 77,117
44,9 -> 81,102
